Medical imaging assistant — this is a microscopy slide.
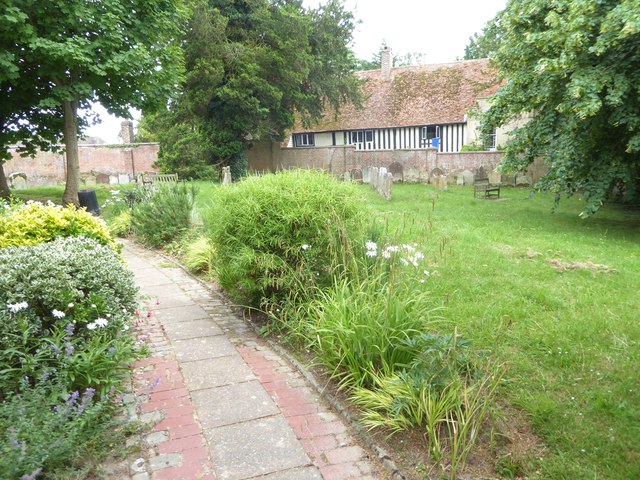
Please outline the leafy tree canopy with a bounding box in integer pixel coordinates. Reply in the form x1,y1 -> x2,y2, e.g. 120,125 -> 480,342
483,0 -> 640,216
0,0 -> 187,204
463,11 -> 504,60
147,0 -> 362,179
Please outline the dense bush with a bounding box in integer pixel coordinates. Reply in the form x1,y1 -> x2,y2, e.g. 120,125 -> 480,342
0,381 -> 116,479
131,182 -> 198,247
205,170 -> 367,307
0,237 -> 139,393
0,201 -> 119,251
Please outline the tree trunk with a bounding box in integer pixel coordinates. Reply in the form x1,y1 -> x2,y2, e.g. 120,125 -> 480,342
62,99 -> 80,206
0,163 -> 10,200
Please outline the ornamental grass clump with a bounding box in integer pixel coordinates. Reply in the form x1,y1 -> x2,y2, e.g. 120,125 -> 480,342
131,182 -> 198,247
205,170 -> 368,308
0,200 -> 118,251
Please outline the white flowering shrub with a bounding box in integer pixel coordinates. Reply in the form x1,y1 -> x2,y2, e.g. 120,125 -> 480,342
0,237 -> 139,393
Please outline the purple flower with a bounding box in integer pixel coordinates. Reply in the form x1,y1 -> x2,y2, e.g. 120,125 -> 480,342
77,388 -> 96,415
65,343 -> 74,356
66,391 -> 80,408
64,323 -> 74,337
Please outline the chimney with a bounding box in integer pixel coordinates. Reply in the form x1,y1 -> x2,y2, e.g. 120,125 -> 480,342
381,47 -> 393,80
120,120 -> 134,144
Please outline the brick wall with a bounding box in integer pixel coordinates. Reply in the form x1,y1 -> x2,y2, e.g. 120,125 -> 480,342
247,142 -> 508,183
4,143 -> 160,186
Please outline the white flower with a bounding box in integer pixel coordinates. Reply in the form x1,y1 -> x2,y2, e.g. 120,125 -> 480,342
365,250 -> 377,258
111,190 -> 120,196
402,244 -> 415,252
91,304 -> 97,308
106,313 -> 112,318
52,309 -> 66,319
381,250 -> 391,259
68,303 -> 74,308
301,244 -> 310,250
423,270 -> 430,276
87,322 -> 97,330
365,241 -> 377,251
414,252 -> 425,260
400,258 -> 409,266
94,318 -> 109,328
123,325 -> 130,331
7,301 -> 28,313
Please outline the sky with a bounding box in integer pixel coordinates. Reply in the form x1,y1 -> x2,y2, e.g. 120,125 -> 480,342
84,0 -> 506,143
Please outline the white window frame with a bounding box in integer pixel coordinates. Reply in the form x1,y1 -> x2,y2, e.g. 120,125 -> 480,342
294,132 -> 315,148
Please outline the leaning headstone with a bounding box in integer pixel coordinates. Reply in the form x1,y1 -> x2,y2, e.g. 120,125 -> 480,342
430,167 -> 444,181
462,170 -> 475,185
516,174 -> 532,186
96,173 -> 110,184
222,166 -> 232,185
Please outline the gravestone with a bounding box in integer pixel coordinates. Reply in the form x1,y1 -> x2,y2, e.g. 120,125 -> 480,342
343,170 -> 351,182
462,170 -> 475,185
515,174 -> 532,186
432,175 -> 448,190
447,173 -> 459,185
429,167 -> 444,181
96,173 -> 110,184
350,168 -> 363,183
380,171 -> 393,200
9,173 -> 27,189
488,169 -> 501,184
118,174 -> 130,184
388,162 -> 404,183
362,167 -> 371,184
222,166 -> 232,185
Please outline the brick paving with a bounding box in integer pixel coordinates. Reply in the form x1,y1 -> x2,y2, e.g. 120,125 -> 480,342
122,240 -> 383,480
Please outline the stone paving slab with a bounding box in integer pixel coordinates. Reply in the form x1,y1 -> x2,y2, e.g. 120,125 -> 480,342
154,304 -> 211,323
172,335 -> 236,362
162,318 -> 224,340
191,380 -> 278,429
180,356 -> 256,391
140,283 -> 189,299
204,415 -> 311,480
153,292 -> 197,310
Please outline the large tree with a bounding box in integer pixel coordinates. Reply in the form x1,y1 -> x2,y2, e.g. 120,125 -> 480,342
463,12 -> 504,60
483,0 -> 640,216
148,0 -> 362,179
2,0 -> 187,205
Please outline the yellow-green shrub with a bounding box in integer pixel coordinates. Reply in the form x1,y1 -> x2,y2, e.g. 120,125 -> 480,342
0,202 -> 119,251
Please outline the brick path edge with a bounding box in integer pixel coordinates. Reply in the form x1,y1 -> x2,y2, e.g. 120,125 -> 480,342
140,244 -> 406,480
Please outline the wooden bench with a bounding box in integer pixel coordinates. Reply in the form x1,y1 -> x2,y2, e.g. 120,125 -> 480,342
135,173 -> 179,188
474,177 -> 501,199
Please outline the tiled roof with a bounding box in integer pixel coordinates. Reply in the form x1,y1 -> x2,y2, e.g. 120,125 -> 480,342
298,58 -> 500,133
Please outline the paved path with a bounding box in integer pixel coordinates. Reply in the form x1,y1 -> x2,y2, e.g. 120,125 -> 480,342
122,240 -> 383,480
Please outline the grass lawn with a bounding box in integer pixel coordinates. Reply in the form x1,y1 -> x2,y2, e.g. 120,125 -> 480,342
11,181 -> 639,478
361,184 -> 639,479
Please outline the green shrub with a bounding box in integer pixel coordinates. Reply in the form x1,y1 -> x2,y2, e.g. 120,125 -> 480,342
0,201 -> 119,251
205,170 -> 367,307
131,183 -> 198,248
0,237 -> 139,393
0,380 -> 117,479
